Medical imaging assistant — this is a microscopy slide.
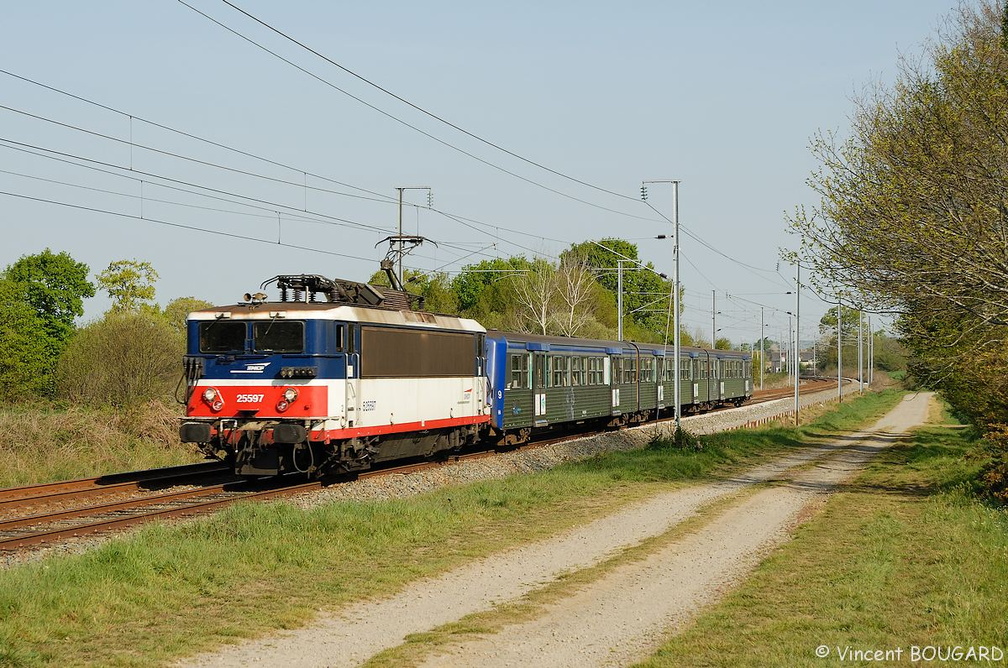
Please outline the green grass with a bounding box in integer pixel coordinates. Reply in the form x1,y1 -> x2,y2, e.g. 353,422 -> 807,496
637,404 -> 1008,668
0,391 -> 908,667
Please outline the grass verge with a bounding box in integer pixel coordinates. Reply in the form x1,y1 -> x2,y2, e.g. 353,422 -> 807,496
638,401 -> 1008,667
0,390 -> 905,667
0,401 -> 202,488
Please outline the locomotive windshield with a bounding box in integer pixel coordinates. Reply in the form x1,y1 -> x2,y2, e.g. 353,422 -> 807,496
199,321 -> 245,353
253,320 -> 304,353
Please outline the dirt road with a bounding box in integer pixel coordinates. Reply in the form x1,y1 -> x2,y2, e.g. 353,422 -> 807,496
182,392 -> 932,668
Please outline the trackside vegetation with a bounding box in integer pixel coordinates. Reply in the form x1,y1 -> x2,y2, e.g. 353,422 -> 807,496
0,402 -> 201,489
639,403 -> 1008,668
0,392 -> 910,666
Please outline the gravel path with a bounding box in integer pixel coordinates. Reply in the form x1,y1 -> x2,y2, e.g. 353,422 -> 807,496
419,393 -> 932,667
181,387 -> 923,668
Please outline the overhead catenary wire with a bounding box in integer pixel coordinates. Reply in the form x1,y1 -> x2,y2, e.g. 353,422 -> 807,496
0,67 -> 398,205
177,0 -> 663,224
215,0 -> 643,204
644,201 -> 792,289
1,63 -> 804,311
0,137 -> 393,235
0,189 -> 378,261
0,102 -> 399,207
0,73 -> 578,264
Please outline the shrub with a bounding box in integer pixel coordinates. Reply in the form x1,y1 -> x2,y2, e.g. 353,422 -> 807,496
56,312 -> 184,407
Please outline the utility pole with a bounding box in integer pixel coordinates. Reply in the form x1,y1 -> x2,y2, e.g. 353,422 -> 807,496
617,260 -> 624,341
643,179 -> 681,432
858,310 -> 864,394
388,186 -> 432,288
760,306 -> 765,391
868,316 -> 874,386
711,289 -> 716,348
837,301 -> 843,402
794,260 -> 800,425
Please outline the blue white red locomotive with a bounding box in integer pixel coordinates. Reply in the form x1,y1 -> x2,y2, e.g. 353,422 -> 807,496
180,274 -> 752,477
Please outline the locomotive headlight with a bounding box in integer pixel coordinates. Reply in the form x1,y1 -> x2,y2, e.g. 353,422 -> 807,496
200,387 -> 224,412
276,387 -> 297,413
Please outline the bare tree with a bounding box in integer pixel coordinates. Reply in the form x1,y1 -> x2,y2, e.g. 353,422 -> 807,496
552,253 -> 596,337
510,259 -> 556,335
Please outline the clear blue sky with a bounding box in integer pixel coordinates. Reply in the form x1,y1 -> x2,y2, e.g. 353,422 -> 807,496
0,1 -> 959,346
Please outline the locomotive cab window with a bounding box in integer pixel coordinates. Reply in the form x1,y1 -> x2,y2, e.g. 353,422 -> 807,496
253,320 -> 304,353
199,321 -> 246,353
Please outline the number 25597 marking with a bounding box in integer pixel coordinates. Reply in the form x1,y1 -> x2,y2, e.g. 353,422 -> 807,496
236,394 -> 264,403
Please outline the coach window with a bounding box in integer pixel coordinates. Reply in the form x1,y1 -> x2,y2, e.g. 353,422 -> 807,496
551,356 -> 570,387
571,357 -> 585,386
510,354 -> 529,389
199,321 -> 245,353
640,357 -> 653,383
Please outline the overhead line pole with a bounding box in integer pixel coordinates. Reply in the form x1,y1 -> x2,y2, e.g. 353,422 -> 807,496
712,289 -> 716,348
858,309 -> 864,394
760,306 -> 765,391
673,181 -> 681,432
617,260 -> 624,341
794,260 -> 800,426
393,186 -> 432,286
837,300 -> 843,402
643,179 -> 681,433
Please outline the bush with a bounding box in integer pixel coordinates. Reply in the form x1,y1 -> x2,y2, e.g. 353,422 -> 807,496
56,312 -> 184,407
980,424 -> 1008,506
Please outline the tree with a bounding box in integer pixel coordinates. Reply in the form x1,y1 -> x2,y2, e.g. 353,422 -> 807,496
562,238 -> 675,339
369,269 -> 460,315
510,259 -> 556,335
0,279 -> 51,400
3,249 -> 94,345
162,297 -> 214,335
451,257 -> 531,314
97,260 -> 158,313
789,2 -> 1008,430
791,2 -> 1008,327
552,252 -> 598,337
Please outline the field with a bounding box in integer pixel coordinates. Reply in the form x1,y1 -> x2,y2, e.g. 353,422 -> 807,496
0,392 -> 1004,666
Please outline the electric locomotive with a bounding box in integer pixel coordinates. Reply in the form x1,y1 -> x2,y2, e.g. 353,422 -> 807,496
179,275 -> 488,476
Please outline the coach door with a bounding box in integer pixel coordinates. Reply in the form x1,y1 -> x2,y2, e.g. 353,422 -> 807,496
532,352 -> 548,424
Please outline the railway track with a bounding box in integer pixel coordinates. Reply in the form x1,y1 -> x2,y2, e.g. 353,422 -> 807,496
0,461 -> 232,510
751,378 -> 835,403
0,382 -> 837,555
